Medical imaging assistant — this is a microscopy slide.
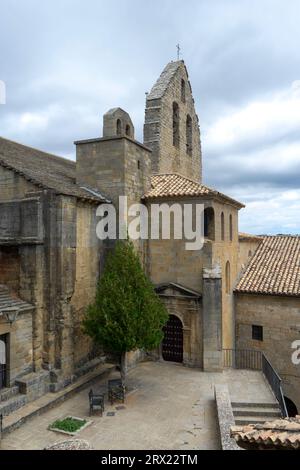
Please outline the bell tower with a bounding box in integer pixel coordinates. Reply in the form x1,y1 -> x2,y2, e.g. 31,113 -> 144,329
144,60 -> 202,182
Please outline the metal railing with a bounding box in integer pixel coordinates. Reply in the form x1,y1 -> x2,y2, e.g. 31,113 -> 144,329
262,354 -> 288,418
223,349 -> 262,370
223,349 -> 288,418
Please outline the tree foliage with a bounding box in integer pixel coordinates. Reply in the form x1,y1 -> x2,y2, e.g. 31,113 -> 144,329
83,240 -> 168,357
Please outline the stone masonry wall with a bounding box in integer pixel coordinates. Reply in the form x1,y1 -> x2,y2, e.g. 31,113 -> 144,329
238,238 -> 262,275
235,293 -> 300,412
76,135 -> 152,262
209,201 -> 240,350
71,201 -> 102,367
147,197 -> 204,293
144,62 -> 202,181
0,166 -> 37,201
0,247 -> 20,294
0,311 -> 34,385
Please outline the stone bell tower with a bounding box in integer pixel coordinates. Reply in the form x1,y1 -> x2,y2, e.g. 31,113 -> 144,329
75,107 -> 151,209
144,60 -> 202,182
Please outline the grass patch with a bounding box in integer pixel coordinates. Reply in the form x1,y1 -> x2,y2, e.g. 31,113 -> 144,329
50,417 -> 87,433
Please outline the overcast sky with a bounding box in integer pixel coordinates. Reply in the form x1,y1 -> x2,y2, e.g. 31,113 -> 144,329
0,0 -> 299,234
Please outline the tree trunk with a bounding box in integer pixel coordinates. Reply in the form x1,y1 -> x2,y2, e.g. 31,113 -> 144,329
120,351 -> 126,387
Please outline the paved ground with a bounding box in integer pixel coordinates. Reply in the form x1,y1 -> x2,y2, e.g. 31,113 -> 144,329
0,362 -> 276,450
1,362 -> 221,450
224,369 -> 277,404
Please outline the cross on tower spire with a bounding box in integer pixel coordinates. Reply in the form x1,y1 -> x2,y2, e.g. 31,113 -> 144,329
176,43 -> 181,61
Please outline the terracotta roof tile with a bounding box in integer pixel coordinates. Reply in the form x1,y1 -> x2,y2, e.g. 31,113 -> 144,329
231,416 -> 300,450
143,173 -> 244,208
0,137 -> 109,203
236,235 -> 300,297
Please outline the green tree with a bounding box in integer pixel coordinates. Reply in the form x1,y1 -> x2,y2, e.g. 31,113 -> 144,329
83,240 -> 168,385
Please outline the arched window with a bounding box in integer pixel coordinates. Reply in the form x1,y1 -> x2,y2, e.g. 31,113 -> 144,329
221,212 -> 225,241
248,250 -> 252,258
172,102 -> 180,147
181,79 -> 186,103
204,207 -> 215,240
186,115 -> 192,156
229,214 -> 233,241
116,119 -> 122,136
225,261 -> 231,294
125,124 -> 131,137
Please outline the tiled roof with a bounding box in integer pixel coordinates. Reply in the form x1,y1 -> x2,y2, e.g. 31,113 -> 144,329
231,416 -> 300,450
0,285 -> 33,313
235,235 -> 300,297
147,61 -> 184,100
143,173 -> 244,208
0,137 -> 109,203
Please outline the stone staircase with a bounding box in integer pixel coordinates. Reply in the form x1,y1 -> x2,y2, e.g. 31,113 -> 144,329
232,401 -> 282,425
0,386 -> 27,417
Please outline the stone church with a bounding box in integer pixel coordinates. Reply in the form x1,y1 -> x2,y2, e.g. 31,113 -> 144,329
0,60 -> 299,415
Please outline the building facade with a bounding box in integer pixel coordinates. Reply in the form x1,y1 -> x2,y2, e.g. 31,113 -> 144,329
0,60 -> 299,416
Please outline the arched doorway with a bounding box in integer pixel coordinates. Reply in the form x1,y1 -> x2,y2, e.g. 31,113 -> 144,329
0,335 -> 7,389
162,315 -> 183,363
284,396 -> 298,417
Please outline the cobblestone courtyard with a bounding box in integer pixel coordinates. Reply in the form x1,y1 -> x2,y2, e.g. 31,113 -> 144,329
1,362 -> 221,450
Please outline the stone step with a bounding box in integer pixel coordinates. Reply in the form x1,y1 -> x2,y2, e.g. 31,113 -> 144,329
233,406 -> 281,418
0,393 -> 27,417
73,356 -> 107,381
231,401 -> 279,409
2,363 -> 116,436
235,415 -> 279,426
0,386 -> 19,402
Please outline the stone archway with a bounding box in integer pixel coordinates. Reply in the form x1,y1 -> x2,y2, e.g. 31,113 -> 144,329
284,396 -> 298,417
162,315 -> 183,363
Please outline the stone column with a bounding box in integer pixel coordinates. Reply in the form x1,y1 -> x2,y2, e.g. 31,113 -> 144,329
202,265 -> 223,371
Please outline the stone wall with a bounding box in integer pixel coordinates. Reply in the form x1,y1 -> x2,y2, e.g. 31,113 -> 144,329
235,293 -> 300,412
202,266 -> 222,371
215,384 -> 240,450
76,134 -> 152,263
71,201 -> 102,368
147,197 -> 204,292
207,201 -> 240,350
144,62 -> 202,181
0,247 -> 20,294
76,136 -> 151,208
0,165 -> 107,390
0,310 -> 34,384
238,237 -> 262,275
0,166 -> 37,201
